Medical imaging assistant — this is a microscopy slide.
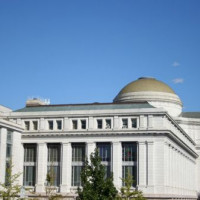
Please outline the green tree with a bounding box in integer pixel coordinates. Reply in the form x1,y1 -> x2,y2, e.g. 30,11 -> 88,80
118,172 -> 146,200
45,165 -> 62,200
0,160 -> 22,200
77,148 -> 118,200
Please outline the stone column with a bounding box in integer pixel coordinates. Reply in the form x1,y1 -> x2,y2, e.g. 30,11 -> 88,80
147,142 -> 154,187
60,142 -> 71,193
87,142 -> 96,162
65,143 -> 72,192
12,131 -> 23,185
0,128 -> 7,183
35,143 -> 47,193
112,141 -> 122,189
138,141 -> 147,188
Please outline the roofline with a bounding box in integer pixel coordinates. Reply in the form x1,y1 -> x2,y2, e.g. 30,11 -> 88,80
25,101 -> 150,108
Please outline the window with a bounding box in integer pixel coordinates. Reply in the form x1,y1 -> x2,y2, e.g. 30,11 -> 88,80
25,121 -> 30,130
23,144 -> 36,186
105,119 -> 111,129
97,143 -> 111,178
72,120 -> 78,130
47,144 -> 61,186
97,119 -> 103,129
122,143 -> 137,187
72,143 -> 85,186
122,119 -> 128,129
131,118 -> 137,128
48,121 -> 53,130
33,121 -> 38,130
81,120 -> 86,129
56,120 -> 62,130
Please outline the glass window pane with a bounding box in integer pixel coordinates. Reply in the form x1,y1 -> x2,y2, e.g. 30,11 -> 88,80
72,166 -> 82,186
72,144 -> 85,162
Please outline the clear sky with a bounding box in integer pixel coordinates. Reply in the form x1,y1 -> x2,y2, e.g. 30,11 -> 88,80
0,0 -> 200,111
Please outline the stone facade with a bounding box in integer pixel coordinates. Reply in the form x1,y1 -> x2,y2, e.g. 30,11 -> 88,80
0,77 -> 200,199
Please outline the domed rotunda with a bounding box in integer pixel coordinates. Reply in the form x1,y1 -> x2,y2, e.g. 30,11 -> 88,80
114,77 -> 182,117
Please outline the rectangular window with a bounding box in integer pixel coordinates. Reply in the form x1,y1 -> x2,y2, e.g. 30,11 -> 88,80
48,121 -> 53,130
23,144 -> 36,186
47,144 -> 61,186
122,143 -> 137,187
25,121 -> 30,130
56,120 -> 62,130
97,143 -> 111,178
131,118 -> 137,128
122,119 -> 128,129
105,119 -> 111,129
72,143 -> 85,186
81,120 -> 86,129
97,119 -> 103,129
72,120 -> 78,130
33,121 -> 38,130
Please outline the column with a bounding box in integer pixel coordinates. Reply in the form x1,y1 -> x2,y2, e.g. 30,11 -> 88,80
112,141 -> 122,189
87,142 -> 96,162
147,142 -> 154,187
0,128 -> 7,183
60,142 -> 71,193
138,141 -> 147,188
66,143 -> 72,192
12,131 -> 23,185
35,143 -> 47,193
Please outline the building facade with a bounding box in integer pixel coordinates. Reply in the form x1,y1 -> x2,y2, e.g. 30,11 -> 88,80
0,77 -> 200,199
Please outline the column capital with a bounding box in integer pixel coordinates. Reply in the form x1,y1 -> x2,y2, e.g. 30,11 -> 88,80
61,142 -> 70,146
138,141 -> 146,145
147,141 -> 154,145
112,141 -> 121,145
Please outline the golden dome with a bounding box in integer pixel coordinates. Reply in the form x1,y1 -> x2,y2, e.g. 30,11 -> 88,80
118,77 -> 175,95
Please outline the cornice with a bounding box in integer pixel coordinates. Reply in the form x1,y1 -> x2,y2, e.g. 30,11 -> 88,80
0,119 -> 23,132
21,129 -> 197,158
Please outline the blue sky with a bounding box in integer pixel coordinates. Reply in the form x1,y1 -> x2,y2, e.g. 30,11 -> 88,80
0,0 -> 200,111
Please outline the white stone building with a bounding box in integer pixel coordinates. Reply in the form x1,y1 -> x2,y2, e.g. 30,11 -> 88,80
0,77 -> 200,199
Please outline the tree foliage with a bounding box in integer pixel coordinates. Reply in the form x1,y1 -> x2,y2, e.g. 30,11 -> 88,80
117,172 -> 146,200
45,165 -> 62,200
0,160 -> 21,200
77,148 -> 118,200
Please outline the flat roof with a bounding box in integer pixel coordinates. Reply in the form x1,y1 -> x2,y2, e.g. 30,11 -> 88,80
14,102 -> 154,112
180,112 -> 200,119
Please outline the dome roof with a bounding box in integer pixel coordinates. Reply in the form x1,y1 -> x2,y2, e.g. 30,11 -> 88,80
113,77 -> 182,117
118,77 -> 175,95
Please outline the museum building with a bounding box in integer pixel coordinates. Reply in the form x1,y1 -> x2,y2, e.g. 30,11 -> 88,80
0,77 -> 200,199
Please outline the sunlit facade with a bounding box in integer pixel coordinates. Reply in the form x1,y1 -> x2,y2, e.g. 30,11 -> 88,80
0,77 -> 200,199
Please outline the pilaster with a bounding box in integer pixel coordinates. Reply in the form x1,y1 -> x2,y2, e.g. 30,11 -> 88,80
138,141 -> 147,188
147,142 -> 154,187
35,143 -> 47,193
87,142 -> 96,162
0,128 -> 7,183
60,142 -> 71,193
112,141 -> 122,189
12,131 -> 23,185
